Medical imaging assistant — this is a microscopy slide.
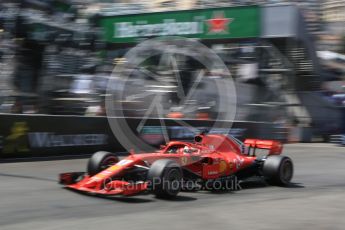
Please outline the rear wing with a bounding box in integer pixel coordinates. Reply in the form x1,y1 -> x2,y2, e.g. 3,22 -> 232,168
244,139 -> 283,155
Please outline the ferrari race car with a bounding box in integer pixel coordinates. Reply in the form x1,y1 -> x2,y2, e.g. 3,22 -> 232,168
60,133 -> 294,198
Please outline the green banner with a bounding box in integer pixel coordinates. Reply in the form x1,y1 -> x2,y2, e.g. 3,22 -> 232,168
100,6 -> 260,43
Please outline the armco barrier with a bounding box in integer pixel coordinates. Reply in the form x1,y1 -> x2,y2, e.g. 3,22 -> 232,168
0,114 -> 286,159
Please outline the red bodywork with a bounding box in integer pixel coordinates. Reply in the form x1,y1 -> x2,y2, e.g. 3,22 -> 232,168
60,134 -> 283,196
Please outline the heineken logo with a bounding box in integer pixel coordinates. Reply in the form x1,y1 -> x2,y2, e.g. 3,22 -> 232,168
114,11 -> 234,38
115,20 -> 202,38
206,12 -> 233,34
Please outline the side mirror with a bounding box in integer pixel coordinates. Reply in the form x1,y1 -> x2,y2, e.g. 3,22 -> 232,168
160,145 -> 166,149
194,135 -> 203,143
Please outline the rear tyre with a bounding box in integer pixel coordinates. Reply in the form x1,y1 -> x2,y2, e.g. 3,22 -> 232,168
147,159 -> 182,199
87,151 -> 119,176
263,155 -> 293,186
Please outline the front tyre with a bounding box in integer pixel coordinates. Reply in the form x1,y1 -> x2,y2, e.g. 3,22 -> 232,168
263,155 -> 293,186
147,159 -> 182,199
87,151 -> 119,176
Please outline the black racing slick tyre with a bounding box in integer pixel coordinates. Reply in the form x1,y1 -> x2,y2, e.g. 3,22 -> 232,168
263,155 -> 293,186
87,151 -> 119,176
147,159 -> 182,199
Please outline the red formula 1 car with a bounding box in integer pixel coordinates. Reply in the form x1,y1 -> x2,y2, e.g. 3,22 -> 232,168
59,134 -> 293,198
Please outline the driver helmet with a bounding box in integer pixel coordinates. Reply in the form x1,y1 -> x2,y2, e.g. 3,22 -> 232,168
183,146 -> 191,154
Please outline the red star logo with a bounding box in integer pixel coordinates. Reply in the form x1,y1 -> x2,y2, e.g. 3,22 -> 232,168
206,12 -> 233,34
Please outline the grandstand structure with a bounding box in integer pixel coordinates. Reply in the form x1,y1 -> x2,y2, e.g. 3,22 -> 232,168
0,1 -> 343,138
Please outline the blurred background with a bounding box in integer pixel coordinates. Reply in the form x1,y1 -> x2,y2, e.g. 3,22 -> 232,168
0,0 -> 344,153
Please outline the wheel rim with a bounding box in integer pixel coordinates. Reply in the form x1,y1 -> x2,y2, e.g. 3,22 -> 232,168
165,168 -> 181,195
101,156 -> 118,170
281,160 -> 293,183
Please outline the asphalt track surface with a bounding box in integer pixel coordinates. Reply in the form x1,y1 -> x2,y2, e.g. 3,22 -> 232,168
0,143 -> 344,230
